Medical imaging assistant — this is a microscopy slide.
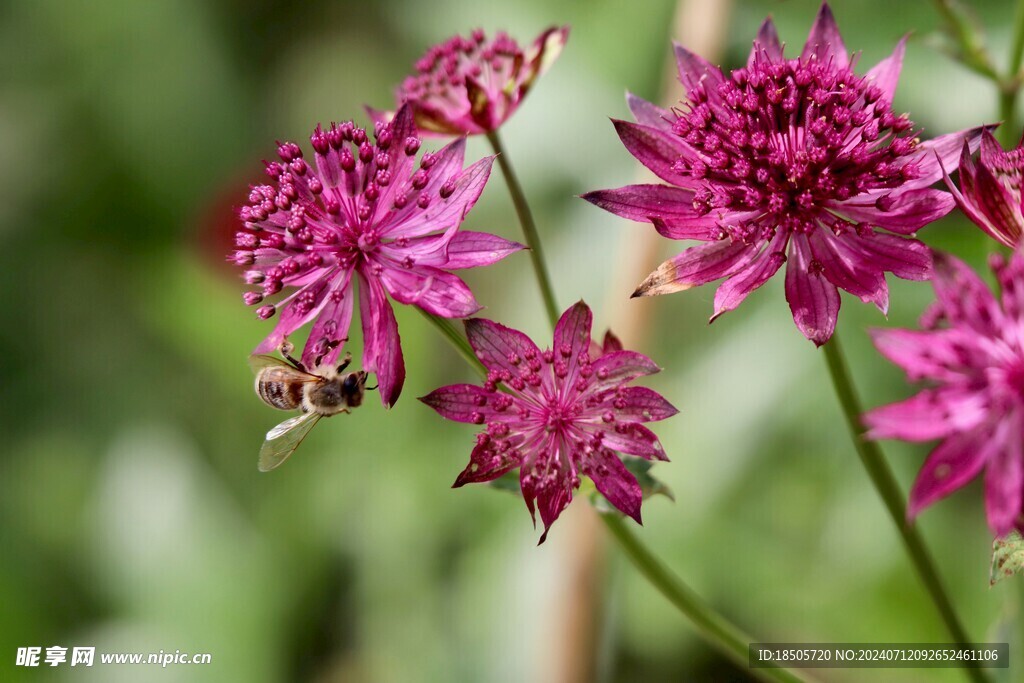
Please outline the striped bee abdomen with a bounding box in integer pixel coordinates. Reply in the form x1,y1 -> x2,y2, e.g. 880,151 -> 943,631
256,368 -> 306,410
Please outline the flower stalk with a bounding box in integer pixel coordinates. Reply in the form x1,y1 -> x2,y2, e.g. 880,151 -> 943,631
423,306 -> 816,683
422,134 -> 815,683
418,309 -> 485,377
602,515 -> 810,683
822,336 -> 988,683
486,130 -> 561,327
999,0 -> 1024,146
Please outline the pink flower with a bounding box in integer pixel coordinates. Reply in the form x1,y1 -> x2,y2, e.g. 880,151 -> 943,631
420,302 -> 678,542
942,129 -> 1024,248
864,252 -> 1024,536
231,104 -> 523,407
380,27 -> 569,136
583,2 -> 987,345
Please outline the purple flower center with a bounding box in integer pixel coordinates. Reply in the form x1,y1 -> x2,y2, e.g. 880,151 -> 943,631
401,29 -> 523,104
1003,362 -> 1024,398
673,57 -> 920,241
234,121 -> 453,302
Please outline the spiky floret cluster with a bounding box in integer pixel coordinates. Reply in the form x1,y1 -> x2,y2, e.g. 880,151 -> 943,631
231,104 -> 523,406
385,26 -> 568,135
865,252 -> 1024,536
421,302 -> 678,541
584,3 -> 987,345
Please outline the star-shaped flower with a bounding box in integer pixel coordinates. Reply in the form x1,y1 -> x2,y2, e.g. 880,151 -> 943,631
584,3 -> 987,345
421,302 -> 678,541
231,104 -> 523,406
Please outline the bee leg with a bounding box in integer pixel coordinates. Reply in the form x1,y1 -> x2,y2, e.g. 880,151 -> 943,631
336,352 -> 353,373
313,337 -> 346,368
280,340 -> 307,372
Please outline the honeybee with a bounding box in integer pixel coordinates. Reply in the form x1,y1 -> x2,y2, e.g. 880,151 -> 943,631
250,346 -> 369,472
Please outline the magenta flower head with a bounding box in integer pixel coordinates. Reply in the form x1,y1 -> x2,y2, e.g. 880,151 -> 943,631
231,104 -> 523,407
583,2 -> 987,345
420,302 -> 678,542
864,252 -> 1024,536
380,27 -> 569,136
942,129 -> 1024,248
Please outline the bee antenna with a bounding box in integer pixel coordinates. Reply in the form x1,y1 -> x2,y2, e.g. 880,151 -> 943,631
365,383 -> 378,391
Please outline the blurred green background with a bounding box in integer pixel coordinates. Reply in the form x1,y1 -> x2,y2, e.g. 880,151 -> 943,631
2,0 -> 1021,680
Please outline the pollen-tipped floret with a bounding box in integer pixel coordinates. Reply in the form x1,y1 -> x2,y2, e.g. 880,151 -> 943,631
381,27 -> 568,136
420,302 -> 678,542
865,252 -> 1024,536
583,2 -> 989,345
230,104 -> 523,406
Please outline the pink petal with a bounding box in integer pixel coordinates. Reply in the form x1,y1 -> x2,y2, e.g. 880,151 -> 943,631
981,126 -> 1009,160
601,422 -> 668,461
380,264 -> 481,318
464,317 -> 543,376
601,330 -> 623,354
612,119 -> 695,185
864,387 -> 988,442
833,188 -> 955,235
633,239 -> 758,297
374,103 -> 418,210
453,438 -> 523,487
941,144 -> 1010,247
586,350 -> 660,394
358,273 -> 405,407
908,428 -> 991,520
253,271 -> 334,355
384,153 -> 492,239
808,228 -> 888,313
970,156 -> 1024,246
800,2 -> 848,69
585,449 -> 642,524
672,42 -> 724,96
536,480 -> 573,543
869,327 -> 974,382
600,386 -> 679,422
984,413 -> 1024,536
522,26 -> 570,86
441,231 -> 525,268
301,270 -> 355,368
785,232 -> 840,346
582,184 -> 699,223
908,125 -> 990,190
712,231 -> 788,321
931,252 -> 1004,335
843,232 -> 932,281
652,215 -> 741,241
747,17 -> 783,66
419,384 -> 519,424
553,301 -> 594,386
864,36 -> 907,102
626,91 -> 671,130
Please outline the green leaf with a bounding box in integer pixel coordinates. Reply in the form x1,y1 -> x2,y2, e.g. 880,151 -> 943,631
990,531 -> 1024,586
624,459 -> 674,502
487,470 -> 520,495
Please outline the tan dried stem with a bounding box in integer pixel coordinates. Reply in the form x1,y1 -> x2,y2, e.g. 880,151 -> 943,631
550,4 -> 734,683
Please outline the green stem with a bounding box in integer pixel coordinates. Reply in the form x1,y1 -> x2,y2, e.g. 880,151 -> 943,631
485,130 -> 560,327
931,0 -> 1001,82
418,309 -> 486,378
1009,0 -> 1024,79
822,338 -> 989,683
422,134 -> 816,683
602,515 -> 812,683
998,0 -> 1024,146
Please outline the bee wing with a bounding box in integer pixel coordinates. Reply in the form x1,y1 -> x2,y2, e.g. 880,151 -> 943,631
258,412 -> 322,472
248,354 -> 319,380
